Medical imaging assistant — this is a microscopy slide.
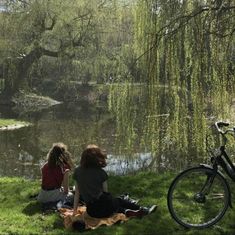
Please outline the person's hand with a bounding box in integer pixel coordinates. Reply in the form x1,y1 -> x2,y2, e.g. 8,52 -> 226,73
73,208 -> 78,215
61,186 -> 68,195
64,189 -> 69,195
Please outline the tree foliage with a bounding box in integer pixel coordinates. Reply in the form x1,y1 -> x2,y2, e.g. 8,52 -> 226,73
0,0 -> 135,98
108,0 -> 235,170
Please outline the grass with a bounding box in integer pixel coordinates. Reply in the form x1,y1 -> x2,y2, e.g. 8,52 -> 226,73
0,118 -> 29,128
0,172 -> 235,235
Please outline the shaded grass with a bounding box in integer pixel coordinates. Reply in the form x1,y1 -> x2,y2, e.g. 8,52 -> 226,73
0,172 -> 235,235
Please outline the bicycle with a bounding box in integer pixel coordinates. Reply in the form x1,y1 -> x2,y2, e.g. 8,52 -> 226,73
167,121 -> 235,229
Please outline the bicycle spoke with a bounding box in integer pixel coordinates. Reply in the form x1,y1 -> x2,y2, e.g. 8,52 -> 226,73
168,167 -> 229,228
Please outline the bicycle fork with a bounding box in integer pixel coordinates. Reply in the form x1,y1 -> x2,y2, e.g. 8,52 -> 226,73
193,169 -> 216,204
196,164 -> 233,208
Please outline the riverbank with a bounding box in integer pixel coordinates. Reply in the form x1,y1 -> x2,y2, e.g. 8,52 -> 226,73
0,118 -> 30,130
12,92 -> 62,113
0,172 -> 234,235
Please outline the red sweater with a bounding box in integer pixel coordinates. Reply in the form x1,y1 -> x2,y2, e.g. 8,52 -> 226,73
41,162 -> 70,190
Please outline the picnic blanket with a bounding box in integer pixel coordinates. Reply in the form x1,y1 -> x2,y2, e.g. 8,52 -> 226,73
59,206 -> 128,231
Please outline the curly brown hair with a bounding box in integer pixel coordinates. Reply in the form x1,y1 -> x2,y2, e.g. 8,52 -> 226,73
80,144 -> 107,168
47,143 -> 70,168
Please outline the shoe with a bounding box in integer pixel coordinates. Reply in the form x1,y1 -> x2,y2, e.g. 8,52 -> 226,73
125,209 -> 146,218
129,197 -> 140,204
125,205 -> 157,218
140,205 -> 157,215
119,194 -> 140,204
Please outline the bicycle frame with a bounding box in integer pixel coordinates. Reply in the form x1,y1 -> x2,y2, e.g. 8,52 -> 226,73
216,146 -> 235,181
212,121 -> 235,180
199,128 -> 235,208
167,121 -> 235,229
198,163 -> 233,208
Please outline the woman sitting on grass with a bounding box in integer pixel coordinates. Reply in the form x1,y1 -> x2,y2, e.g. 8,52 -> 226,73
37,143 -> 74,204
73,144 -> 157,218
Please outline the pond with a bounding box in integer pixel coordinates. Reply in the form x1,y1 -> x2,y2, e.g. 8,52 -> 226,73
1,84 -> 235,179
0,96 -> 153,179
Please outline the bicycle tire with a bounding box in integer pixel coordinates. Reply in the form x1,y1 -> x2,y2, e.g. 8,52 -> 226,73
167,166 -> 229,228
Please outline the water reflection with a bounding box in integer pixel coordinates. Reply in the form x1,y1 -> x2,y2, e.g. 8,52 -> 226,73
0,83 -> 234,179
108,84 -> 235,172
0,101 -> 151,179
106,152 -> 152,175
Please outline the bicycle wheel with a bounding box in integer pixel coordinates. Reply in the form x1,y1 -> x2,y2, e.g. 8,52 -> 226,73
167,166 -> 229,228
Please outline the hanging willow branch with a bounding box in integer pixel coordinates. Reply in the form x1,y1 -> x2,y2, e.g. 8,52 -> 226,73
135,4 -> 235,63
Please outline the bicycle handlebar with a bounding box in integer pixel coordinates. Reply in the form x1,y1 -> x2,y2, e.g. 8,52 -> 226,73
214,121 -> 235,136
215,121 -> 230,134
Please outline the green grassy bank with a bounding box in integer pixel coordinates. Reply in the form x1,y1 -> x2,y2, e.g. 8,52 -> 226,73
0,119 -> 30,129
0,172 -> 235,235
0,119 -> 22,127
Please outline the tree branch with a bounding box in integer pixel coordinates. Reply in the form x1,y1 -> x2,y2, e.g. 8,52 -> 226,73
72,15 -> 93,47
44,15 -> 56,31
135,4 -> 235,62
40,47 -> 59,57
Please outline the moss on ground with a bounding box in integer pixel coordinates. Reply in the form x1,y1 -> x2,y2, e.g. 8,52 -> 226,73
0,172 -> 234,235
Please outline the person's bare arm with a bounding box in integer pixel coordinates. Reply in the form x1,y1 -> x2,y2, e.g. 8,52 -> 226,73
102,180 -> 108,192
62,170 -> 70,194
73,182 -> 80,214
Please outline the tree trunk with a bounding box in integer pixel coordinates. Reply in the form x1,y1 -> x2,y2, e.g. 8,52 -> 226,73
0,47 -> 58,103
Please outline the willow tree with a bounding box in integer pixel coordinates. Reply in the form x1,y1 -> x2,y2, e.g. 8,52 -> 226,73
0,0 -> 113,101
142,0 -> 234,167
108,0 -> 235,170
